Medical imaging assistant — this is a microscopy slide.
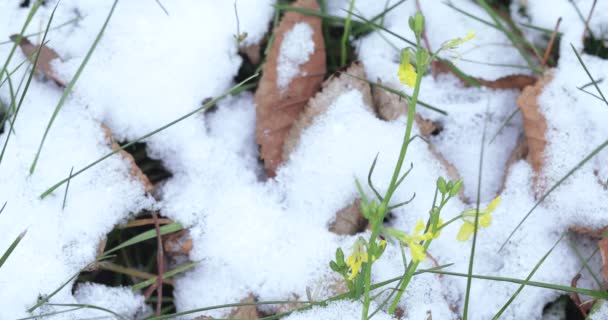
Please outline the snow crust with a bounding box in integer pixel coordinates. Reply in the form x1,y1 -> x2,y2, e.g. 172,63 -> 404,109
277,22 -> 315,90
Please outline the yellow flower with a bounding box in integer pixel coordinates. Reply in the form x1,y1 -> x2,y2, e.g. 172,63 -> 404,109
397,50 -> 417,88
457,196 -> 500,241
345,239 -> 368,280
391,220 -> 433,262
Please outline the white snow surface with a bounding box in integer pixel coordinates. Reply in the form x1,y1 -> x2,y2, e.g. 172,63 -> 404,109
1,0 -> 608,319
277,22 -> 315,90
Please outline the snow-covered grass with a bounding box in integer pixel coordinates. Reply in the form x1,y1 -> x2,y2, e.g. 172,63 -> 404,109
1,0 -> 608,319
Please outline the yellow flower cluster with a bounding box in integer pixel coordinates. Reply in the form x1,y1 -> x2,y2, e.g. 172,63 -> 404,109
345,239 -> 387,280
457,196 -> 500,241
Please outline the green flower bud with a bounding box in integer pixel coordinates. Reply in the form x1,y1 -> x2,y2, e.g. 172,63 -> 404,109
437,177 -> 447,194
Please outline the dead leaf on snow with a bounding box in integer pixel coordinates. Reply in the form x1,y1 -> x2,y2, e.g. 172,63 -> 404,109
228,294 -> 260,319
255,0 -> 326,177
10,34 -> 66,87
516,72 -> 552,190
283,62 -> 372,160
476,74 -> 537,90
329,199 -> 368,235
101,124 -> 154,193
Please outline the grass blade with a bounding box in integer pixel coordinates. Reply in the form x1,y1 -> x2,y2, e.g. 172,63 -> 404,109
0,3 -> 59,166
0,0 -> 42,86
103,222 -> 182,255
568,239 -> 604,291
46,303 -> 127,320
39,73 -> 258,198
29,0 -> 119,174
0,229 -> 27,269
492,233 -> 566,319
132,261 -> 198,290
463,111 -> 488,319
489,108 -> 519,144
571,43 -> 608,107
340,0 -> 355,67
499,138 -> 608,251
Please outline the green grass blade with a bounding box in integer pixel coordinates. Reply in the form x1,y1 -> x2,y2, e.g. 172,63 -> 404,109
39,73 -> 258,198
132,260 -> 198,290
0,5 -> 58,166
61,166 -> 73,210
423,269 -> 608,299
0,15 -> 82,46
0,229 -> 27,269
463,112 -> 488,319
499,138 -> 608,251
46,303 -> 127,320
103,222 -> 182,255
493,233 -> 566,319
340,0 -> 355,67
474,0 -> 541,73
571,43 -> 608,107
489,108 -> 519,144
16,307 -> 83,320
568,239 -> 604,291
0,0 -> 42,86
29,0 -> 119,174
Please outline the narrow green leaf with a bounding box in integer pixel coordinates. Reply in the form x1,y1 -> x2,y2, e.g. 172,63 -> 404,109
132,261 -> 199,290
571,43 -> 608,107
0,229 -> 27,269
103,222 -> 182,255
30,0 -> 119,174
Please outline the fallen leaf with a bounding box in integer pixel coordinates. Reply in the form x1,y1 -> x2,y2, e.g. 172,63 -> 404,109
516,72 -> 552,189
228,294 -> 260,319
255,0 -> 326,177
328,199 -> 368,235
283,62 -> 372,160
476,74 -> 537,90
240,43 -> 261,66
101,125 -> 154,193
10,34 -> 66,87
569,225 -> 608,239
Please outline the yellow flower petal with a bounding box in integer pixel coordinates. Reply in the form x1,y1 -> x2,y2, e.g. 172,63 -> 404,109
464,31 -> 476,41
414,220 -> 426,235
457,221 -> 475,242
379,239 -> 387,249
398,62 -> 417,88
409,242 -> 426,262
432,218 -> 444,239
485,196 -> 501,213
479,213 -> 492,227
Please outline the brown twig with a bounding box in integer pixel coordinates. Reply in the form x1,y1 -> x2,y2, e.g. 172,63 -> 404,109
541,17 -> 562,68
121,218 -> 173,229
570,273 -> 591,318
582,0 -> 598,42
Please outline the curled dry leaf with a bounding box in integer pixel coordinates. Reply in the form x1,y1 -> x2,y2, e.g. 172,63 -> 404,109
255,0 -> 326,177
516,72 -> 551,189
163,229 -> 193,255
372,84 -> 463,199
101,124 -> 155,193
228,294 -> 260,319
329,199 -> 368,235
283,62 -> 373,160
10,34 -> 67,87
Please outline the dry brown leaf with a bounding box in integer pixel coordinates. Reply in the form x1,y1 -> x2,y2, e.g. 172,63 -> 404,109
228,294 -> 260,319
101,125 -> 154,193
10,34 -> 66,87
599,237 -> 608,285
569,226 -> 608,239
283,62 -> 372,160
328,199 -> 368,235
163,229 -> 193,255
255,0 -> 326,177
476,74 -> 537,90
517,72 -> 552,188
372,85 -> 464,200
240,43 -> 261,65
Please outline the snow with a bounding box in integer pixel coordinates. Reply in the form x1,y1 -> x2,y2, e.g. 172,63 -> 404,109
277,22 -> 315,90
1,0 -> 608,319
